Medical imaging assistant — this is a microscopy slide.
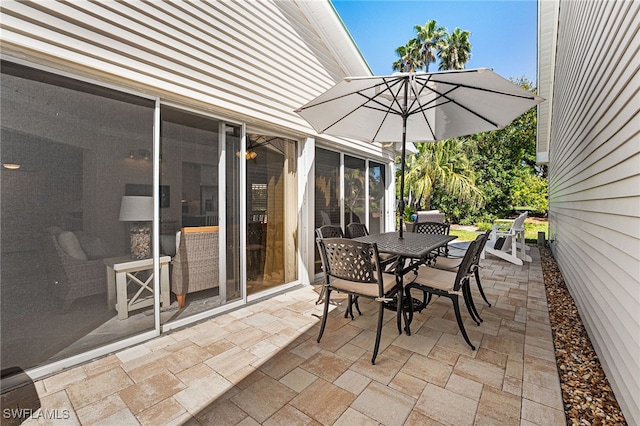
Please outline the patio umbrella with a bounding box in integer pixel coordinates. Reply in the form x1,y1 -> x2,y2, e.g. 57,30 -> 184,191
295,68 -> 544,237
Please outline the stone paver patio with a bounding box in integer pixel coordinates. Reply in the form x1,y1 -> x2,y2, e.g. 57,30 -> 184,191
12,246 -> 564,425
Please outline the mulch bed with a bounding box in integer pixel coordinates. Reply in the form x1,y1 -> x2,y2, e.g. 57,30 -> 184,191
540,246 -> 627,425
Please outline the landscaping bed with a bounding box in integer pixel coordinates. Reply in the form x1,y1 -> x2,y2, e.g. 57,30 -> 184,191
540,246 -> 627,425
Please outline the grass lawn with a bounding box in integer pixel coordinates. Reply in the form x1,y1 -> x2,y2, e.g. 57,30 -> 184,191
450,219 -> 548,243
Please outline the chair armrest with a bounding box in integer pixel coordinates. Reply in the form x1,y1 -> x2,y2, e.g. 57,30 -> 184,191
491,224 -> 514,236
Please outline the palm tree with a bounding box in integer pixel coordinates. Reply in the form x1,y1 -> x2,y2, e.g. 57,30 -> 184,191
402,139 -> 482,210
392,38 -> 423,72
414,20 -> 446,72
438,28 -> 472,70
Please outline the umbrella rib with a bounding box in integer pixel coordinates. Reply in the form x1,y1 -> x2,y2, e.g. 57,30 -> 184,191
407,74 -> 437,139
367,76 -> 409,141
426,83 -> 502,128
309,79 -> 407,134
423,75 -> 538,101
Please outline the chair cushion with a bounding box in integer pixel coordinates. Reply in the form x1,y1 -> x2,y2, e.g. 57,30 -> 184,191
57,231 -> 88,260
76,231 -> 108,259
330,273 -> 397,298
433,256 -> 463,271
413,267 -> 457,292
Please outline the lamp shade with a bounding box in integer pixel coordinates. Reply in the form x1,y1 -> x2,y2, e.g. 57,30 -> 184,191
119,196 -> 153,221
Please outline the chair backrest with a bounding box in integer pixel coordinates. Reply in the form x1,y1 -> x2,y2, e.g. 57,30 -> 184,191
494,212 -> 527,252
316,237 -> 383,292
470,231 -> 490,268
247,221 -> 264,245
316,225 -> 344,239
345,222 -> 368,239
512,211 -> 528,231
453,239 -> 478,291
416,210 -> 445,223
205,212 -> 218,226
413,221 -> 450,235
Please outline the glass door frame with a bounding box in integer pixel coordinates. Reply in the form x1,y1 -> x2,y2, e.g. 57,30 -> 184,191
312,143 -> 393,281
159,102 -> 246,332
1,60 -> 163,386
244,126 -> 303,303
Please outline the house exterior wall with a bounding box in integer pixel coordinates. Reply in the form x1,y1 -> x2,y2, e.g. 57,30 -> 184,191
538,1 -> 640,423
0,1 -> 382,154
0,0 -> 396,281
1,0 -> 398,382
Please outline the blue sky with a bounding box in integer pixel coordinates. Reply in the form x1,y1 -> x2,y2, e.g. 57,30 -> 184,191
331,0 -> 538,83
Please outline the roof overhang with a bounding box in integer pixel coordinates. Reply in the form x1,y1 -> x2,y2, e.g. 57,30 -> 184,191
297,1 -> 372,77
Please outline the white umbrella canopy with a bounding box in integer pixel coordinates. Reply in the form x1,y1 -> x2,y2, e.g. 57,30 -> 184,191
295,68 -> 544,237
295,68 -> 543,143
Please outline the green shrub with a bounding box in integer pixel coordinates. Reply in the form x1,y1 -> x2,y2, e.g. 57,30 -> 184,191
475,222 -> 492,232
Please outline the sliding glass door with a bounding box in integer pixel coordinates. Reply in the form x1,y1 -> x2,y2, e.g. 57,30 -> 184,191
1,62 -> 156,371
313,148 -> 388,275
159,106 -> 241,321
245,134 -> 298,296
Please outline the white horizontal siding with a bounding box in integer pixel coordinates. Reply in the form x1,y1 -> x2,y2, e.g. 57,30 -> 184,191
543,0 -> 640,423
0,0 -> 374,155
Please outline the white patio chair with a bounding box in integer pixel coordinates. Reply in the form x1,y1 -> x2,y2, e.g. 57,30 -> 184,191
481,211 -> 532,265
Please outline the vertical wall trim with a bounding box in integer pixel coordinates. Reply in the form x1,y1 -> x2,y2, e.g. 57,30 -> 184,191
153,98 -> 161,333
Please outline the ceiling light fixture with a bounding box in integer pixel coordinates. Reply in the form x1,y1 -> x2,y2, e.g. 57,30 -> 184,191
3,163 -> 21,170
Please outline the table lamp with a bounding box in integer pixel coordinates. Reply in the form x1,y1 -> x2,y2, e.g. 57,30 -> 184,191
119,196 -> 153,259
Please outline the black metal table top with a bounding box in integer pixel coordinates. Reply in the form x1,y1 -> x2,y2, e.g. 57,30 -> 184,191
353,232 -> 456,259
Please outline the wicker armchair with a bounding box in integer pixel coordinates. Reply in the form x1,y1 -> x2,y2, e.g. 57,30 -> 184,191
44,227 -> 107,312
171,226 -> 220,308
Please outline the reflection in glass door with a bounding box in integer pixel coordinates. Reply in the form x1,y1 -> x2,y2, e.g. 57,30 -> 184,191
314,148 -> 341,274
344,155 -> 366,227
159,107 -> 240,321
369,161 -> 386,235
245,134 -> 298,295
0,62 -> 155,373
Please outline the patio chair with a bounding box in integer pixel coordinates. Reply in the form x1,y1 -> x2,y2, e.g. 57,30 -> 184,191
405,239 -> 480,350
345,222 -> 368,239
314,225 -> 345,306
412,221 -> 451,257
171,226 -> 220,308
316,237 -> 402,364
315,225 -> 344,239
432,231 -> 492,306
482,211 -> 532,265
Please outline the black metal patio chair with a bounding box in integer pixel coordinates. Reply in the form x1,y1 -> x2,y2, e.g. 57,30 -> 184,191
316,237 -> 402,364
405,239 -> 480,350
432,231 -> 492,306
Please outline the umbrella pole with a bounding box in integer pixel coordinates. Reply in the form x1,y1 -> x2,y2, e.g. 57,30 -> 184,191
399,128 -> 407,239
398,79 -> 409,239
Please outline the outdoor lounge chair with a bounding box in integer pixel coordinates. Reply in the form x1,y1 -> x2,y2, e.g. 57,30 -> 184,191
482,211 -> 532,265
316,237 -> 402,364
405,239 -> 481,350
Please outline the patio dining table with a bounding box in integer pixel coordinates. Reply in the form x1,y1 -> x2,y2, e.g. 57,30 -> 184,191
353,231 -> 456,334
